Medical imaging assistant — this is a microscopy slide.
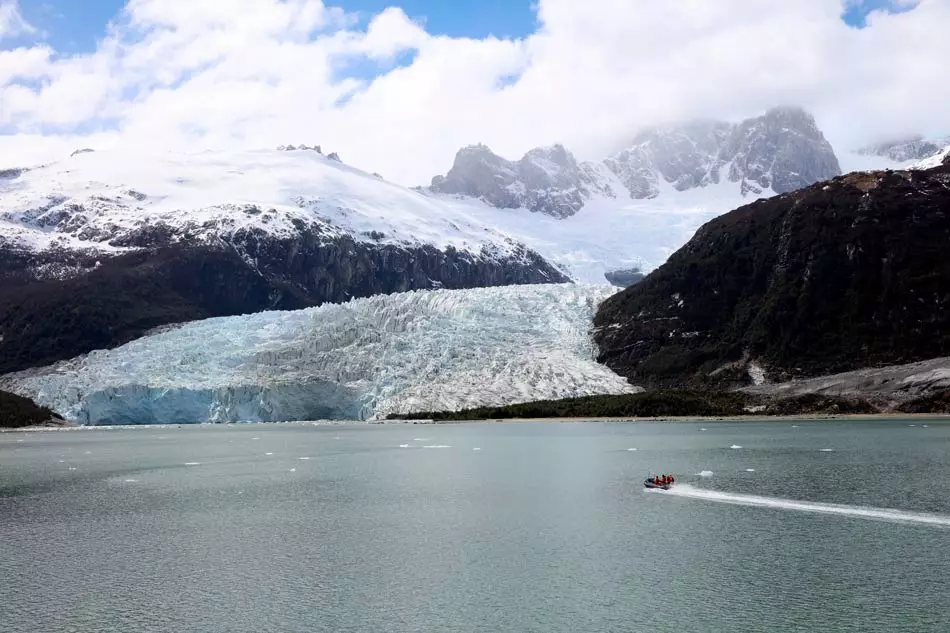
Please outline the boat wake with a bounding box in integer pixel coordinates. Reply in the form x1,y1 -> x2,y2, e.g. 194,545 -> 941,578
655,484 -> 950,528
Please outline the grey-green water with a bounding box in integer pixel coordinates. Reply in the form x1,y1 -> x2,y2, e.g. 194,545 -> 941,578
2,420 -> 949,633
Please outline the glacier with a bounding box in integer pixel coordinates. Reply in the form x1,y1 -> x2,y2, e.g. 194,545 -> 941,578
1,284 -> 637,425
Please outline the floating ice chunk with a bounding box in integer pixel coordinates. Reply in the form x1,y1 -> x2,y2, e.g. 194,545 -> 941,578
730,444 -> 743,449
697,470 -> 714,477
473,447 -> 481,451
922,425 -> 929,428
700,428 -> 707,431
289,468 -> 296,472
265,452 -> 274,456
399,444 -> 410,448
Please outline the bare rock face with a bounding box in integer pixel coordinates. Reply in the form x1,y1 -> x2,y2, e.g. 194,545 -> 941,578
431,106 -> 842,215
594,160 -> 950,388
605,106 -> 841,199
604,120 -> 733,199
429,144 -> 616,218
604,267 -> 645,288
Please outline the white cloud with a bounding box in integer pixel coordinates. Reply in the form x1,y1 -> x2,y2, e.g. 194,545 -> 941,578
0,0 -> 949,183
0,1 -> 34,40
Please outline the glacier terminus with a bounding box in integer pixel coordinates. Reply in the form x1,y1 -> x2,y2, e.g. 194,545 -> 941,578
2,284 -> 636,425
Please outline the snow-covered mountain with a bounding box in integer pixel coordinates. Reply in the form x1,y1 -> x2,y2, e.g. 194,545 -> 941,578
0,147 -> 554,269
856,136 -> 948,163
1,284 -> 636,424
428,106 -> 841,216
428,143 -> 620,219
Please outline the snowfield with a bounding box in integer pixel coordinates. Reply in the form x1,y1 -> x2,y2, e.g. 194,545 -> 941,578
1,284 -> 637,424
0,147 -> 762,283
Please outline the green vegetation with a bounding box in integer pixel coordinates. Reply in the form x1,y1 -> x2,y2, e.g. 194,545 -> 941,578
387,389 -> 883,421
0,389 -> 63,428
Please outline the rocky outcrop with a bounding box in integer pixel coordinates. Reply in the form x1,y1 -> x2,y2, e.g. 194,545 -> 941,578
0,230 -> 567,374
431,106 -> 841,215
605,106 -> 841,198
604,267 -> 645,288
742,356 -> 950,410
593,160 -> 950,388
429,144 -> 617,218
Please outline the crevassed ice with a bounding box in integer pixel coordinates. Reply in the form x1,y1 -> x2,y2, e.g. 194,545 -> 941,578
4,284 -> 636,425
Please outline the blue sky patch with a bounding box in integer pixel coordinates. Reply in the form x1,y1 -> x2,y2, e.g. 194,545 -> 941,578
841,0 -> 920,28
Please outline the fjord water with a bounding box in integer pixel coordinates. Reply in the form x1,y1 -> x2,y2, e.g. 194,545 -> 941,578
2,421 -> 949,633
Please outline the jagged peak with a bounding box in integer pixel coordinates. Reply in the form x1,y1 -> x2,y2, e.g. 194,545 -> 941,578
761,104 -> 815,121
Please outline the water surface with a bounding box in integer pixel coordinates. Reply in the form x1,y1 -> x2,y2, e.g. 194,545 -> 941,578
2,420 -> 949,632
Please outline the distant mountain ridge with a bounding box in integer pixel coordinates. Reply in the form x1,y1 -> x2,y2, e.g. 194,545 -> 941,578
856,135 -> 949,163
429,106 -> 842,217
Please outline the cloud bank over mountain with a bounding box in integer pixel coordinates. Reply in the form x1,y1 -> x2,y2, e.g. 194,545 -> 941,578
1,0 -> 948,184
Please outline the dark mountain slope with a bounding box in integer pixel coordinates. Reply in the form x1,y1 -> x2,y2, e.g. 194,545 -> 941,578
0,234 -> 566,374
0,389 -> 63,428
594,162 -> 950,387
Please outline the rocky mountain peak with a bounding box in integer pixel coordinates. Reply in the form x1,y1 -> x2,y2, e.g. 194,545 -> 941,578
608,105 -> 840,199
723,105 -> 841,195
429,144 -> 615,219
